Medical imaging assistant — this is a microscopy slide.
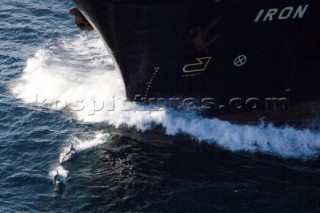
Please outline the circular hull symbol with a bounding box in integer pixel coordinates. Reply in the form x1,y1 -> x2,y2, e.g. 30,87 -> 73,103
234,55 -> 247,67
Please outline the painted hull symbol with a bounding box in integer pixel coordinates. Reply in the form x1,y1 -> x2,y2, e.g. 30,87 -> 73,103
183,57 -> 212,73
234,55 -> 247,67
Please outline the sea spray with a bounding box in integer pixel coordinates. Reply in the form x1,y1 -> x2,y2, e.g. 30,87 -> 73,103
11,34 -> 320,158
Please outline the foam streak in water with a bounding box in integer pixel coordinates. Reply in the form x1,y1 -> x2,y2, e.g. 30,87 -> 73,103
60,132 -> 110,163
158,114 -> 320,158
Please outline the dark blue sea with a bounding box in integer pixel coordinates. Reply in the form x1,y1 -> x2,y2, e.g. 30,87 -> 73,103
1,0 -> 320,212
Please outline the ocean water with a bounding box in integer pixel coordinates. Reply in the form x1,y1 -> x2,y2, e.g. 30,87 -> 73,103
1,0 -> 320,212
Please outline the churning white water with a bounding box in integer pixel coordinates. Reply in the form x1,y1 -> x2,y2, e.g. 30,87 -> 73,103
11,33 -> 320,158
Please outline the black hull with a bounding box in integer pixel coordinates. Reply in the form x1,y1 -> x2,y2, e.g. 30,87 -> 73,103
72,0 -> 320,122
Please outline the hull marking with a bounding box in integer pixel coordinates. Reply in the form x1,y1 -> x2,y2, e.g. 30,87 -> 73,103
234,55 -> 247,67
183,57 -> 212,73
144,67 -> 160,99
254,5 -> 309,22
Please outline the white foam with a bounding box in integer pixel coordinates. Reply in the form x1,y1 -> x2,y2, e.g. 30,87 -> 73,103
11,33 -> 320,158
156,114 -> 320,158
11,33 -> 125,118
60,132 -> 109,163
49,165 -> 68,183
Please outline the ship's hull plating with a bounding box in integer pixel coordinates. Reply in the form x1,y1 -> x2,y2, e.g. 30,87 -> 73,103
72,0 -> 320,122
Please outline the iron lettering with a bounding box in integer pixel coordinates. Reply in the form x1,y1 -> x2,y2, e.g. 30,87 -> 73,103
254,5 -> 309,22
